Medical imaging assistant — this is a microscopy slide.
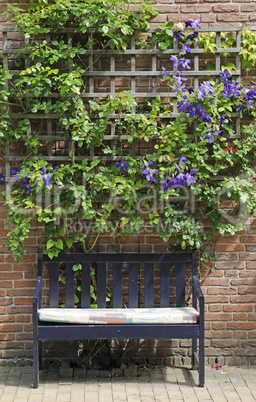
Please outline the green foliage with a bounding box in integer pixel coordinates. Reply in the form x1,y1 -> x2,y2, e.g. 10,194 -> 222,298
1,1 -> 256,269
199,28 -> 256,70
240,28 -> 256,70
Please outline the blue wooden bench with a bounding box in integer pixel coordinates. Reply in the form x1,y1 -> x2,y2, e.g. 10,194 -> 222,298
33,250 -> 204,388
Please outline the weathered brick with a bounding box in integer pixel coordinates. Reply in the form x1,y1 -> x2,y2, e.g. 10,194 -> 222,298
205,313 -> 232,321
205,331 -> 232,338
231,295 -> 256,303
217,13 -> 249,22
241,4 -> 256,12
223,305 -> 253,312
155,5 -> 180,13
215,244 -> 245,252
0,324 -> 23,332
206,287 -> 236,295
167,14 -> 199,23
180,5 -> 212,13
238,286 -> 256,295
233,313 -> 247,321
211,322 -> 226,330
213,4 -> 240,13
227,322 -> 256,330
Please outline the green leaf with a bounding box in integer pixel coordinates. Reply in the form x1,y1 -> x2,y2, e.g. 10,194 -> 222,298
46,239 -> 55,249
66,238 -> 73,249
55,239 -> 63,249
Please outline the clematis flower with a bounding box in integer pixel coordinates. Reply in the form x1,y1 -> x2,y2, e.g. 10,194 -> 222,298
184,169 -> 197,185
173,30 -> 184,42
197,88 -> 207,101
170,56 -> 179,69
142,161 -> 158,183
185,19 -> 201,28
161,67 -> 167,79
202,129 -> 216,144
0,173 -> 5,185
181,42 -> 191,54
178,157 -> 187,166
41,166 -> 54,187
22,179 -> 32,193
11,166 -> 21,178
115,158 -> 129,172
219,114 -> 231,125
179,58 -> 191,69
219,69 -> 232,82
173,71 -> 187,89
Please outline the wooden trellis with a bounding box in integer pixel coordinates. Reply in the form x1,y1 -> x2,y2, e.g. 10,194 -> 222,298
2,26 -> 241,177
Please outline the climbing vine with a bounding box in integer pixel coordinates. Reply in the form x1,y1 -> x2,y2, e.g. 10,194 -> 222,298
1,0 -> 256,270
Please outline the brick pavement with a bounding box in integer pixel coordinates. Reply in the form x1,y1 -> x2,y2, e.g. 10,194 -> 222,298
0,365 -> 256,401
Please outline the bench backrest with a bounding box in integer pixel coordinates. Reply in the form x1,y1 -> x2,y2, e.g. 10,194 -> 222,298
39,251 -> 197,309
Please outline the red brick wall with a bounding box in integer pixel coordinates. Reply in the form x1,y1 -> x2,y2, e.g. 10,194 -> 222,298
1,1 -> 256,367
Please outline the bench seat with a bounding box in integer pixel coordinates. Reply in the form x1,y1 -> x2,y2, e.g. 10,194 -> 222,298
38,307 -> 199,325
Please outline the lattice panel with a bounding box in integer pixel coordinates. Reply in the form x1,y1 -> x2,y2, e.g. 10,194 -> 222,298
2,26 -> 241,176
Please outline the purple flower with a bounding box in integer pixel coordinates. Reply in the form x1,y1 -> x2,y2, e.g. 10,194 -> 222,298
202,129 -> 216,144
219,114 -> 231,125
179,58 -> 191,69
172,71 -> 187,90
178,156 -> 187,166
186,87 -> 194,94
200,82 -> 215,95
219,69 -> 232,82
170,56 -> 179,69
181,42 -> 191,54
115,158 -> 129,173
185,19 -> 201,29
197,88 -> 207,101
41,166 -> 54,187
173,30 -> 184,42
22,179 -> 31,193
142,161 -> 158,183
162,176 -> 182,191
0,173 -> 5,185
184,169 -> 197,185
11,167 -> 21,177
186,32 -> 198,41
201,108 -> 212,123
161,67 -> 167,79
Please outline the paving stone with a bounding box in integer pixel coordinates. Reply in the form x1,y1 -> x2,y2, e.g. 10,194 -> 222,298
59,367 -> 73,378
2,365 -> 256,401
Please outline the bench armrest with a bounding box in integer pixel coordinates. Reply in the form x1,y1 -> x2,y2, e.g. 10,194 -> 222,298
192,276 -> 204,300
192,275 -> 204,318
33,276 -> 42,311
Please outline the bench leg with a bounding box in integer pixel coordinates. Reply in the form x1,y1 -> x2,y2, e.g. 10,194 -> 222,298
199,333 -> 205,387
33,339 -> 39,388
192,338 -> 197,370
39,341 -> 43,370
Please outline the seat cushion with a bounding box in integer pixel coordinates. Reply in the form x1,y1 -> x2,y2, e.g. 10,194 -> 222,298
38,307 -> 199,324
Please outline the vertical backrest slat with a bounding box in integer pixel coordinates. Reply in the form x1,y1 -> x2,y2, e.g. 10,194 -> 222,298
129,263 -> 138,308
97,262 -> 107,308
81,262 -> 91,308
65,263 -> 75,308
160,262 -> 170,307
113,263 -> 123,308
144,263 -> 154,308
176,262 -> 186,307
49,262 -> 60,308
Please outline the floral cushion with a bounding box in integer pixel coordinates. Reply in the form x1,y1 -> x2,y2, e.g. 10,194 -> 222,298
38,307 -> 199,324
